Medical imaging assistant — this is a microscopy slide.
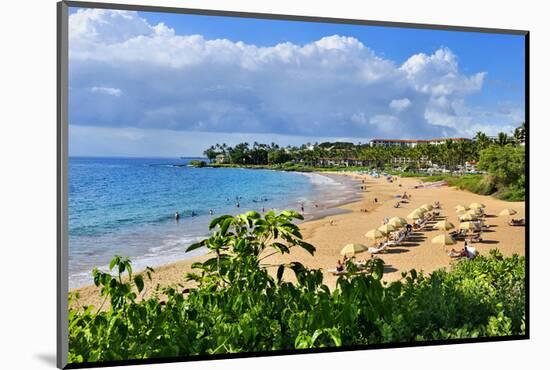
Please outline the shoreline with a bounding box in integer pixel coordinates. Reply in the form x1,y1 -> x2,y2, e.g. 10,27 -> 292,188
68,169 -> 363,290
71,171 -> 525,309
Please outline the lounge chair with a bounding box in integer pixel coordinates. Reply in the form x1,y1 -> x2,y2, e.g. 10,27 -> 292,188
368,244 -> 389,254
465,233 -> 483,243
449,229 -> 467,240
509,218 -> 525,226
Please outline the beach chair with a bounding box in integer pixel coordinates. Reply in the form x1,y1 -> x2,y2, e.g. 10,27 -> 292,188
368,244 -> 388,254
509,218 -> 525,226
465,233 -> 483,243
449,229 -> 467,240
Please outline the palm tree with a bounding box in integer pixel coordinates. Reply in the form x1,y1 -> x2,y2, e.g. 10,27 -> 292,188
474,131 -> 490,151
497,132 -> 510,146
513,122 -> 526,145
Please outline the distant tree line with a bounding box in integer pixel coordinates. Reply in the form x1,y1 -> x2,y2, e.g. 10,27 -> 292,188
203,123 -> 526,170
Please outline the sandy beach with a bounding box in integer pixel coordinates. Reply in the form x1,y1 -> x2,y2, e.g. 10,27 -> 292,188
72,173 -> 526,308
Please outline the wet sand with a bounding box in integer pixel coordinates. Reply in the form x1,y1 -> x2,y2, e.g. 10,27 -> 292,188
72,173 -> 526,309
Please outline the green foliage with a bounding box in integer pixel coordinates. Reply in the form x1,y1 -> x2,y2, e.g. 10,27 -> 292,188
68,212 -> 525,364
268,149 -> 293,164
478,145 -> 525,189
188,160 -> 207,167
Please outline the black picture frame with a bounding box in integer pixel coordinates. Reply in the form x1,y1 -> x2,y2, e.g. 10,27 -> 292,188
57,1 -> 529,368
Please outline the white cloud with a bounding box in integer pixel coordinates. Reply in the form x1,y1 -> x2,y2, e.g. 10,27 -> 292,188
90,86 -> 122,97
389,98 -> 412,112
68,9 -> 523,141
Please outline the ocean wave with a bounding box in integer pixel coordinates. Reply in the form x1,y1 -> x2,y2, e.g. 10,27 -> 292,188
300,172 -> 340,186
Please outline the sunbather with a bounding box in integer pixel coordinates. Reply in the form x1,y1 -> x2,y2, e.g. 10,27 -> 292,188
448,246 -> 468,258
336,260 -> 344,272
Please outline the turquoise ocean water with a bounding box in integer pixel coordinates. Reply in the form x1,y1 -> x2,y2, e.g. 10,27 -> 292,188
69,157 -> 360,288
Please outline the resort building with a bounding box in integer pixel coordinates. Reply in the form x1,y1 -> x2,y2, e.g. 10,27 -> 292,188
214,154 -> 228,164
317,157 -> 373,167
369,137 -> 471,147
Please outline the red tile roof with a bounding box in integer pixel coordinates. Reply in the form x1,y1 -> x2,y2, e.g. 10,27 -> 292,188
371,138 -> 470,143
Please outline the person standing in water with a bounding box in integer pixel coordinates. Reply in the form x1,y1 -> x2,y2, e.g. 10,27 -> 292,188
236,201 -> 240,208
209,209 -> 214,215
174,211 -> 180,221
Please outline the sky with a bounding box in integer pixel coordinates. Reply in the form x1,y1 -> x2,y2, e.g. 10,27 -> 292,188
68,7 -> 525,157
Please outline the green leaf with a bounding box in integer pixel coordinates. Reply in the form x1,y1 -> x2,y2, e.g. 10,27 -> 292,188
276,265 -> 285,282
186,241 -> 205,252
109,256 -> 120,271
221,218 -> 233,235
272,242 -> 290,254
298,241 -> 316,256
209,215 -> 233,229
134,275 -> 144,293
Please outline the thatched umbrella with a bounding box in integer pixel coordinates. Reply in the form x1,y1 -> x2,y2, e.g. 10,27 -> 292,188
340,243 -> 368,257
434,220 -> 455,231
431,234 -> 456,246
365,229 -> 384,240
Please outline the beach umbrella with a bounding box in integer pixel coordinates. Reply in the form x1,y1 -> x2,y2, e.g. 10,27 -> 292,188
407,210 -> 424,220
378,224 -> 396,235
465,209 -> 480,216
414,208 -> 427,214
455,205 -> 469,212
459,221 -> 477,231
388,216 -> 407,226
459,213 -> 478,221
419,205 -> 431,212
388,219 -> 402,228
340,243 -> 368,257
499,208 -> 517,216
365,229 -> 384,240
470,202 -> 485,209
420,204 -> 434,211
434,220 -> 455,231
431,234 -> 456,246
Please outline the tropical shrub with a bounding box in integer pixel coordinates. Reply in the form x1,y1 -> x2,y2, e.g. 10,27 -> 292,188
68,211 -> 525,364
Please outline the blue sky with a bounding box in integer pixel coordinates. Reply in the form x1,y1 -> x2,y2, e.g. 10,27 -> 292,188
68,7 -> 525,157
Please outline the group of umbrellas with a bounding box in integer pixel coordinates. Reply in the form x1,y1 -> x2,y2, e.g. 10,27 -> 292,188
339,202 -> 520,256
406,203 -> 434,220
341,205 -> 435,256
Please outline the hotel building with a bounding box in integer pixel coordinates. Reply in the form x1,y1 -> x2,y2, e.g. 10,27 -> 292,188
369,138 -> 471,148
